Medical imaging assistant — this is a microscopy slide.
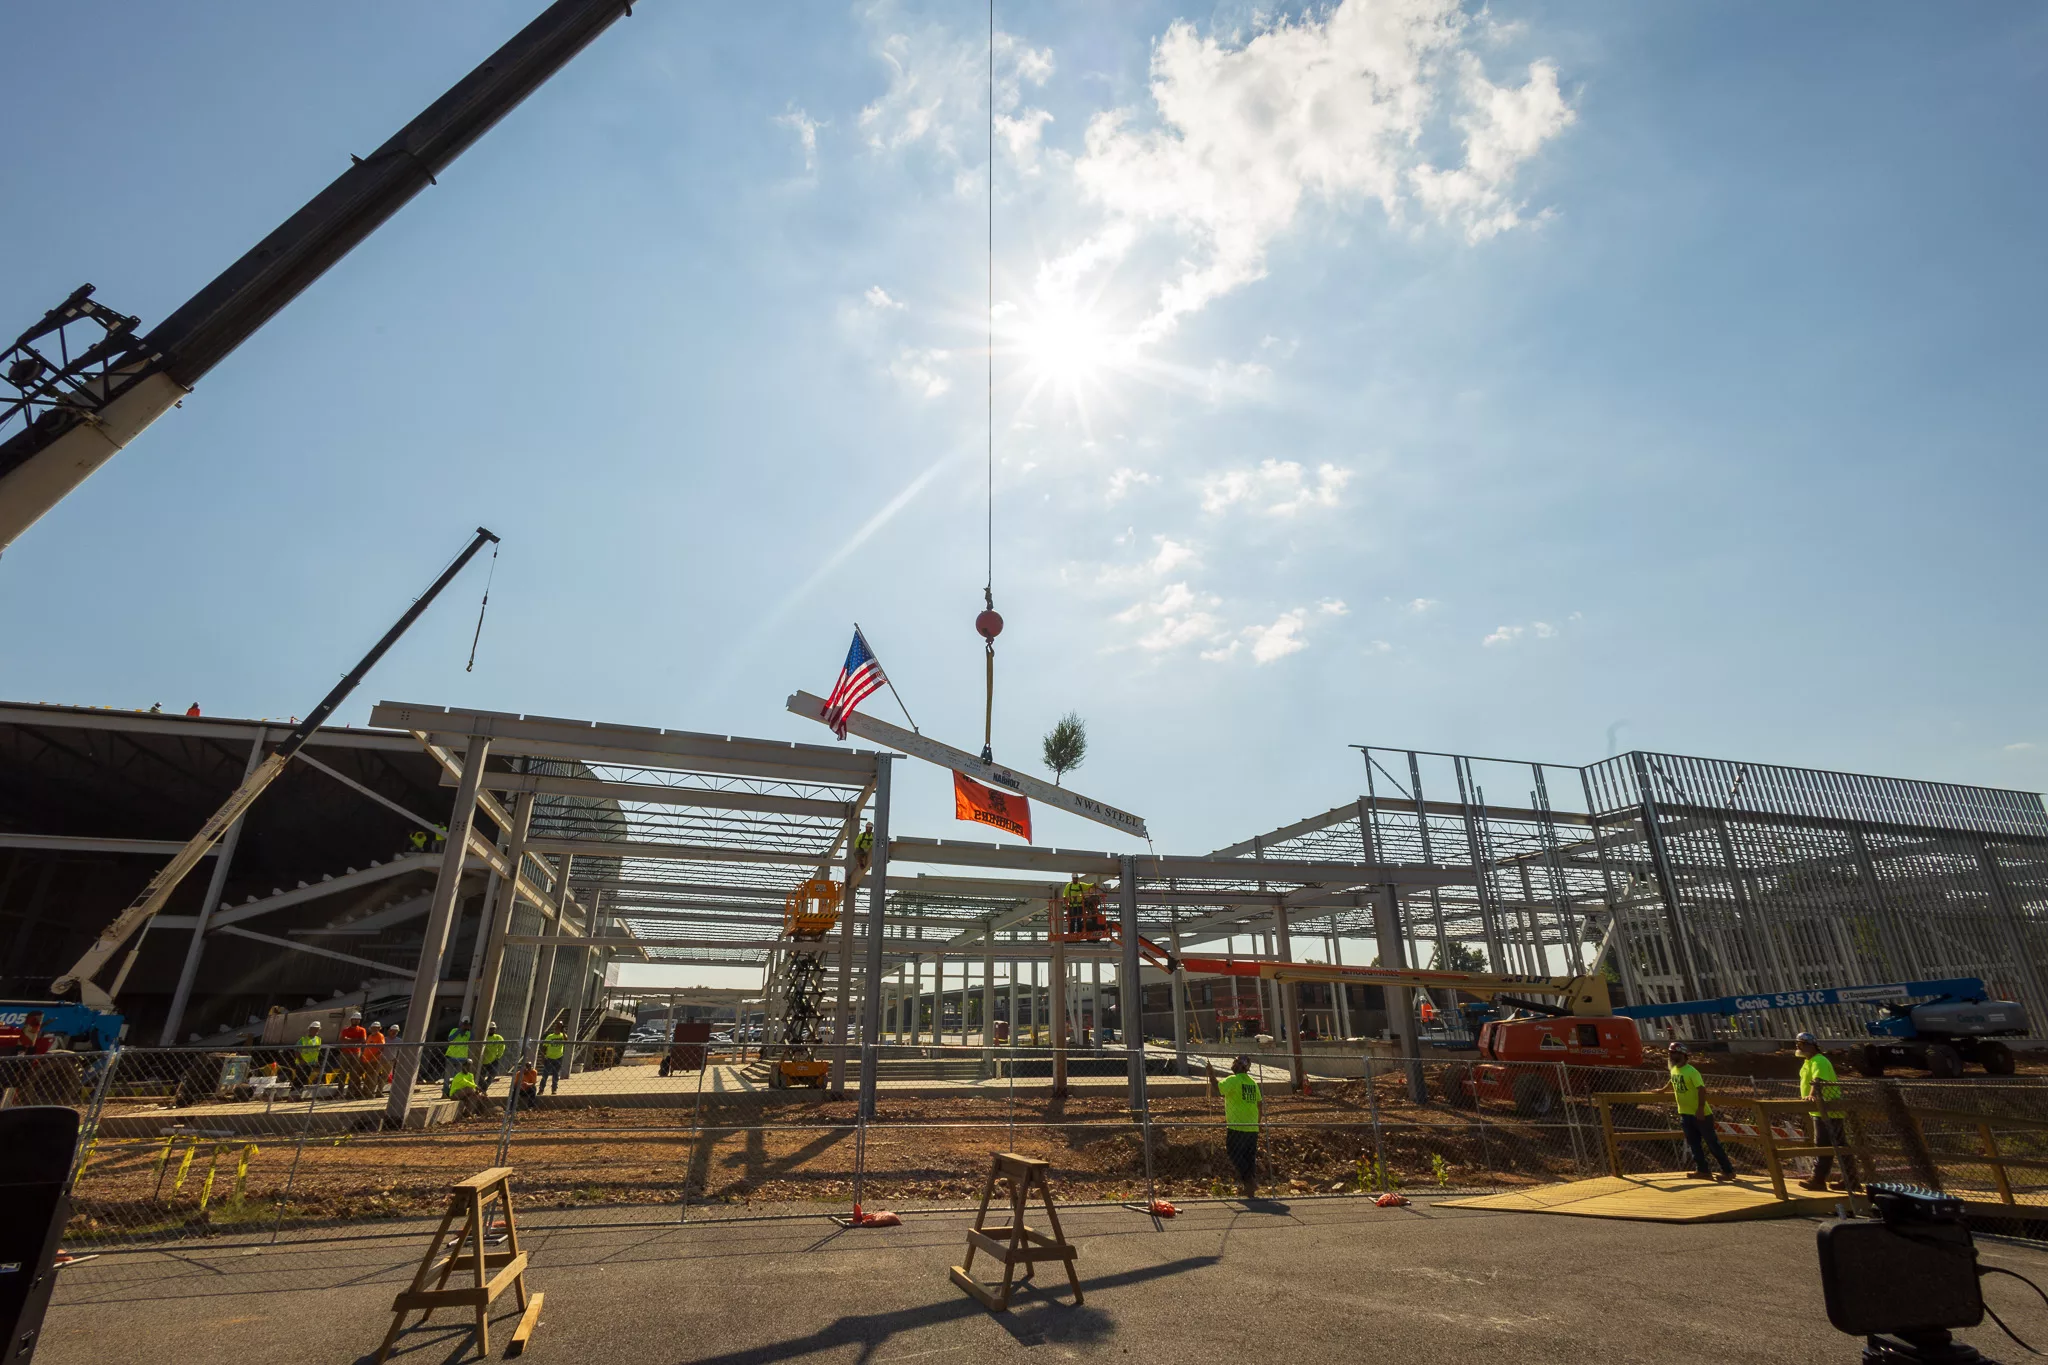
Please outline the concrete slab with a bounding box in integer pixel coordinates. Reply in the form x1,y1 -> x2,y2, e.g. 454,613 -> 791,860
39,1197 -> 2048,1364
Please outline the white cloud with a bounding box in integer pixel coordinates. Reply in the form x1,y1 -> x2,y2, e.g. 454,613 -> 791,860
1200,459 -> 1352,515
864,285 -> 906,311
1052,0 -> 1574,341
1365,639 -> 1393,654
1317,598 -> 1349,616
1105,467 -> 1158,502
1406,597 -> 1440,614
2006,742 -> 2038,753
773,105 -> 822,173
1149,537 -> 1198,575
860,12 -> 1054,169
1483,617 -> 1568,647
1242,609 -> 1310,664
888,348 -> 951,398
1115,582 -> 1226,653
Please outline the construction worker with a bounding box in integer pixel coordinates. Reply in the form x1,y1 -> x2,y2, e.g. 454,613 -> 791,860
338,1011 -> 369,1097
443,1018 -> 472,1084
540,1021 -> 569,1094
1666,1041 -> 1734,1182
479,1022 -> 507,1091
363,1021 -> 386,1096
185,702 -> 201,716
855,822 -> 874,874
295,1021 -> 324,1088
1796,1032 -> 1859,1192
1206,1054 -> 1262,1196
445,1060 -> 487,1118
409,829 -> 429,853
516,1058 -> 541,1108
1062,874 -> 1089,937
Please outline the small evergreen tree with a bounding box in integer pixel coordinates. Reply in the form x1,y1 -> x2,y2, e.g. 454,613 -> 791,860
1041,712 -> 1088,786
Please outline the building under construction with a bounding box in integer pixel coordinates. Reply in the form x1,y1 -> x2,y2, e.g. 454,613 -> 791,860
4,698 -> 2043,1067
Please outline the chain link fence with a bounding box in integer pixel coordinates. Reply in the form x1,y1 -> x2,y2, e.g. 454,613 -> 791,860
35,1038 -> 2048,1250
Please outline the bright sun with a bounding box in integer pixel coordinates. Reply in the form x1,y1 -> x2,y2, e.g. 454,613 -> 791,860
1011,294 -> 1124,395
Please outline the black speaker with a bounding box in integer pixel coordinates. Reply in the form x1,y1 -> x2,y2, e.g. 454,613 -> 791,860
0,1107 -> 78,1364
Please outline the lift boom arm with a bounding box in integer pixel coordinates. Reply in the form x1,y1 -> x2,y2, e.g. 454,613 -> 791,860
1175,956 -> 1615,1017
51,527 -> 499,1009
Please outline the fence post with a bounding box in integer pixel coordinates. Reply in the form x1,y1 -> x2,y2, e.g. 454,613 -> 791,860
1363,1054 -> 1385,1186
493,1061 -> 520,1168
1595,1094 -> 1622,1178
271,1088 -> 320,1244
68,1043 -> 122,1191
1557,1062 -> 1587,1174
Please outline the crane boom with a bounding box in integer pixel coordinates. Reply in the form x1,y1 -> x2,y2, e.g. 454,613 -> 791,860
52,527 -> 499,1009
0,0 -> 634,550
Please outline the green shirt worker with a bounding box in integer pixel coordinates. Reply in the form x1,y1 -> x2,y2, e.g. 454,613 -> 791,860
445,1061 -> 488,1118
1796,1032 -> 1859,1192
541,1024 -> 569,1093
1206,1054 -> 1263,1195
1666,1041 -> 1734,1181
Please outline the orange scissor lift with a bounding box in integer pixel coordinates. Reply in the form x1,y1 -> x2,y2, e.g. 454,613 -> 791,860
770,878 -> 841,1088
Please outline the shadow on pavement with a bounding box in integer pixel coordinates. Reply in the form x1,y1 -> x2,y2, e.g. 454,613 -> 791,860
673,1255 -> 1219,1365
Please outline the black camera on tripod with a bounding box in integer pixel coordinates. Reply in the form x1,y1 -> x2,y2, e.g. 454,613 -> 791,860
1817,1184 -> 1994,1363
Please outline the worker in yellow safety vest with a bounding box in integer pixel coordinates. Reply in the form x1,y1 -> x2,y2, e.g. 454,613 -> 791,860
1062,875 -> 1090,937
1665,1041 -> 1734,1182
541,1023 -> 569,1094
479,1024 -> 507,1091
295,1022 -> 324,1087
1205,1054 -> 1262,1197
855,822 -> 874,874
1796,1032 -> 1859,1192
445,1060 -> 486,1118
443,1018 -> 472,1084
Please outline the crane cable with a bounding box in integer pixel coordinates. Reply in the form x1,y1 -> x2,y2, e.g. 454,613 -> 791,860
979,0 -> 998,765
465,539 -> 498,672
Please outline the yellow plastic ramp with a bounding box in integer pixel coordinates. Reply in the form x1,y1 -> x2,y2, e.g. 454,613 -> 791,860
1440,1173 -> 1840,1224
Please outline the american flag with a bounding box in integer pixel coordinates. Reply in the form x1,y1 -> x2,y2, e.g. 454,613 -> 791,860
822,628 -> 887,739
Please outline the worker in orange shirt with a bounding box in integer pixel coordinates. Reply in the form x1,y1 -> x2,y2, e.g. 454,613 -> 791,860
338,1011 -> 369,1097
363,1021 -> 387,1096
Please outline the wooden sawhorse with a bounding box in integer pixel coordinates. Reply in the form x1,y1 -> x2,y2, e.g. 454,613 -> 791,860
373,1166 -> 542,1362
950,1152 -> 1082,1312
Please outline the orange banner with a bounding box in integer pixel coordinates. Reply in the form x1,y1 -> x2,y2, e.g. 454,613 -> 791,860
953,770 -> 1033,842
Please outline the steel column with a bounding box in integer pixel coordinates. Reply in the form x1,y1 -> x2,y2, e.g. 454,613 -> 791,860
159,727 -> 267,1044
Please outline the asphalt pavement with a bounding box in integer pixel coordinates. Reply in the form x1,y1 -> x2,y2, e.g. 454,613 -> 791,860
40,1196 -> 2048,1364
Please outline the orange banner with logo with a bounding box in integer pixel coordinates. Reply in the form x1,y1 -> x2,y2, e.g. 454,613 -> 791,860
954,770 -> 1033,842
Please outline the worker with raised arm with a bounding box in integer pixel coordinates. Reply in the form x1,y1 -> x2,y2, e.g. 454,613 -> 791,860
1666,1041 -> 1735,1182
1206,1054 -> 1263,1197
1796,1032 -> 1859,1192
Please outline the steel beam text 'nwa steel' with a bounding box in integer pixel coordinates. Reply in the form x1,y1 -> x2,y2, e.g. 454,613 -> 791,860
786,690 -> 1148,840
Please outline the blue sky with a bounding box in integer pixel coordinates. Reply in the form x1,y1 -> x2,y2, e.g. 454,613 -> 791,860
4,0 -> 2046,860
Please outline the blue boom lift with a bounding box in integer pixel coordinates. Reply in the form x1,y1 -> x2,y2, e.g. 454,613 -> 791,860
1613,977 -> 2029,1078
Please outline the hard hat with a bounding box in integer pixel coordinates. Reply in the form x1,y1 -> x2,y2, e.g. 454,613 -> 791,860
308,1021 -> 322,1029
1795,1031 -> 1819,1047
1232,1054 -> 1252,1071
1665,1040 -> 1687,1054
369,1022 -> 382,1030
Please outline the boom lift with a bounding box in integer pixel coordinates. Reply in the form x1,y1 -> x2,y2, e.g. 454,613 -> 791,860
1175,956 -> 1644,1116
0,0 -> 634,550
1615,977 -> 2028,1078
51,527 -> 499,1010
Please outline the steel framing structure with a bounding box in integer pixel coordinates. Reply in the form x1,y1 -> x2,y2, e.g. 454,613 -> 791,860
1209,745 -> 2048,1041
